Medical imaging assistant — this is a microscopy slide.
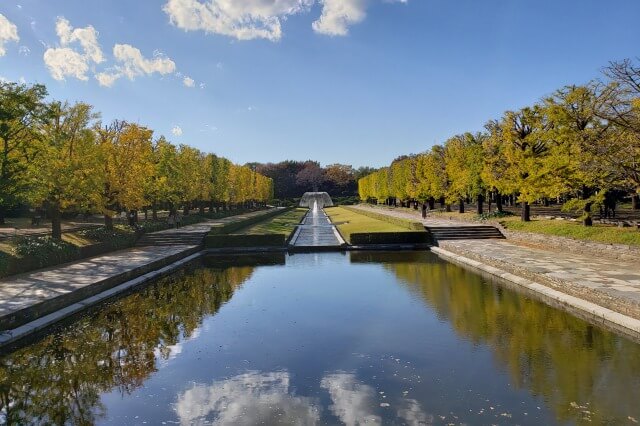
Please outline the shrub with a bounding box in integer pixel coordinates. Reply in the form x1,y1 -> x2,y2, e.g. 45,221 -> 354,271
477,211 -> 515,221
77,225 -> 137,250
15,236 -> 78,265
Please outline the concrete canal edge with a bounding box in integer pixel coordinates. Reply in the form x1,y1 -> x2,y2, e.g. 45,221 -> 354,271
430,246 -> 640,342
0,252 -> 203,350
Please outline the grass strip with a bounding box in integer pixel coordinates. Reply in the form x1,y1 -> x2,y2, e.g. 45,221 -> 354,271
500,217 -> 640,247
326,207 -> 421,244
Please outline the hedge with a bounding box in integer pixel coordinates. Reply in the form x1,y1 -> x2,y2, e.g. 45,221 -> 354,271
350,232 -> 430,245
209,208 -> 292,235
206,234 -> 287,248
342,206 -> 424,230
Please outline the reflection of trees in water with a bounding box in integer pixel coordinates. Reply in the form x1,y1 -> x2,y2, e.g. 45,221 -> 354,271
387,261 -> 640,424
0,265 -> 254,425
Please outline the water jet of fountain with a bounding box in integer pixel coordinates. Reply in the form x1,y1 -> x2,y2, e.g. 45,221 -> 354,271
313,200 -> 318,214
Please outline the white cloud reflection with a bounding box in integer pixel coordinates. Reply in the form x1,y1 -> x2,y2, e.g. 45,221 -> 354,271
320,372 -> 381,425
174,371 -> 320,425
175,370 -> 431,425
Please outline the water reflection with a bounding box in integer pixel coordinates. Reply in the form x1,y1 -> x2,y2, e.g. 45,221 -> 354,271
176,371 -> 320,425
0,264 -> 254,425
0,252 -> 639,425
368,253 -> 640,425
176,371 -> 433,426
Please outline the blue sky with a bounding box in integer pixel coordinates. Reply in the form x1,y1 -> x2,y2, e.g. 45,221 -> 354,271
1,0 -> 639,168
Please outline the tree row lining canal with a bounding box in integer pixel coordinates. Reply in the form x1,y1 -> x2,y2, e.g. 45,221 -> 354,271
1,251 -> 639,425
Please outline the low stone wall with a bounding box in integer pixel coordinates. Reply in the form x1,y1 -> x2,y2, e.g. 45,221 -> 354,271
350,232 -> 429,245
497,225 -> 640,262
206,234 -> 286,248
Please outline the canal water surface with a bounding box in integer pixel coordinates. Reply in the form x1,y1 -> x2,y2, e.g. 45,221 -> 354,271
2,252 -> 640,425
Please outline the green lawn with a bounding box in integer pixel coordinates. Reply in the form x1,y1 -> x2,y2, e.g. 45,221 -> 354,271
325,207 -> 411,243
500,217 -> 640,246
238,208 -> 308,236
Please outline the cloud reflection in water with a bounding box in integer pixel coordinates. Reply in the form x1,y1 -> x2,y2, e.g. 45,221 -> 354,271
175,370 -> 432,425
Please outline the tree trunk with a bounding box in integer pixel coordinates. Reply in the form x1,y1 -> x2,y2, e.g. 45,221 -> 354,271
543,198 -> 550,207
104,214 -> 113,230
521,201 -> 530,222
476,193 -> 484,215
632,194 -> 640,210
152,204 -> 158,221
495,190 -> 503,213
51,203 -> 62,240
439,197 -> 446,208
428,197 -> 435,210
445,204 -> 452,212
458,198 -> 465,214
0,206 -> 5,225
183,204 -> 189,216
583,202 -> 593,227
199,202 -> 205,215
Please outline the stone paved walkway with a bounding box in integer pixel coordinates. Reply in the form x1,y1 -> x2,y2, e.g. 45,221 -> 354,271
0,209 -> 278,331
352,205 -> 640,320
291,209 -> 343,247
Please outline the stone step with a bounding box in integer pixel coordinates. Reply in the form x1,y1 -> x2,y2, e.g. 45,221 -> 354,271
135,232 -> 207,247
426,225 -> 504,240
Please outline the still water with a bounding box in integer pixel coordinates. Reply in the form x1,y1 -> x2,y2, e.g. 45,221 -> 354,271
2,252 -> 640,425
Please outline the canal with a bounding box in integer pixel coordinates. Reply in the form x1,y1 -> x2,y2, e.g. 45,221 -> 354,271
1,252 -> 639,425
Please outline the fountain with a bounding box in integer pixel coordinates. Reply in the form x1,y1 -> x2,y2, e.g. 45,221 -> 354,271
291,192 -> 344,247
299,192 -> 333,209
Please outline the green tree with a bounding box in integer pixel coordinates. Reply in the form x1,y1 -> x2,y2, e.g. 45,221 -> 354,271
499,106 -> 549,221
0,82 -> 48,224
444,133 -> 486,214
30,102 -> 103,239
543,84 -> 612,225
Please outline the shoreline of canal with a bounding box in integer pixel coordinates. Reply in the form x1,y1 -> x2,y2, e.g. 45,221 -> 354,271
431,246 -> 640,342
4,243 -> 640,351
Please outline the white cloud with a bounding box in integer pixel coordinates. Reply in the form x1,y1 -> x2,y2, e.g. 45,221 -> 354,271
172,125 -> 183,136
55,17 -> 104,63
183,76 -> 195,87
44,17 -> 104,81
199,82 -> 206,89
95,71 -> 119,87
43,17 -> 181,87
163,0 -> 408,40
96,44 -> 177,86
174,371 -> 320,425
113,44 -> 176,79
0,13 -> 20,56
18,45 -> 30,56
44,47 -> 90,81
163,0 -> 314,41
312,0 -> 368,36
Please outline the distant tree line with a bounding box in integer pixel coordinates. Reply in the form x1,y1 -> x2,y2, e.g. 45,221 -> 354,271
0,82 -> 273,239
359,58 -> 640,226
254,160 -> 375,199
